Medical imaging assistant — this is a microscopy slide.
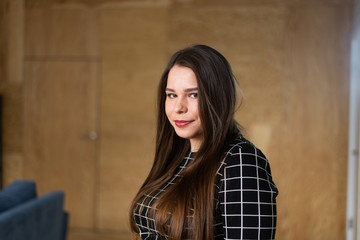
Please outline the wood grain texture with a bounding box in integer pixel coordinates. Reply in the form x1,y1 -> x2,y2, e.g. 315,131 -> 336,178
23,61 -> 99,228
25,7 -> 98,57
8,0 -> 24,84
1,83 -> 23,152
98,7 -> 168,230
24,0 -> 352,8
0,0 -> 9,90
0,0 -> 25,187
279,6 -> 350,239
2,152 -> 24,187
21,5 -> 100,228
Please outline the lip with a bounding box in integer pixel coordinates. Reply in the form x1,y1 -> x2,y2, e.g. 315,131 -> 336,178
174,120 -> 193,127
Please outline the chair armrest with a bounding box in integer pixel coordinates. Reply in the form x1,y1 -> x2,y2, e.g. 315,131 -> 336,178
0,191 -> 67,240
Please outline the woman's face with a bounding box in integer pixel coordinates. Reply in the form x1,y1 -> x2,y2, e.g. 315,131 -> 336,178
165,65 -> 203,152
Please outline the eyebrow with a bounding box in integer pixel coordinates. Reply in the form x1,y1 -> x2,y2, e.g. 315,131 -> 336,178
165,87 -> 198,92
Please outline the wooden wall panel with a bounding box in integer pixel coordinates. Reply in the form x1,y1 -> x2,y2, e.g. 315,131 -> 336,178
7,0 -> 24,84
23,0 -> 353,8
2,84 -> 24,186
25,7 -> 98,57
280,6 -> 350,239
0,0 -> 25,188
23,61 -> 99,228
1,84 -> 23,153
172,0 -> 352,6
0,0 -> 7,87
98,7 -> 168,230
22,5 -> 100,229
2,152 -> 23,187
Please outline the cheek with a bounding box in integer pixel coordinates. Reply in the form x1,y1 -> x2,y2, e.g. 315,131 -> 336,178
192,104 -> 202,126
165,100 -> 171,118
190,102 -> 200,118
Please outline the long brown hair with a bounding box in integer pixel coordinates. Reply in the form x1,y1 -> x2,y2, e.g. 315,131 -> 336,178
129,44 -> 242,239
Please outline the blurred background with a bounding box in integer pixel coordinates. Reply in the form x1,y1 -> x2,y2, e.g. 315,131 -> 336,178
0,0 -> 358,239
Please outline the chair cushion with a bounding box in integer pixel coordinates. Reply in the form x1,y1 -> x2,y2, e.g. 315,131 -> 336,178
0,181 -> 37,213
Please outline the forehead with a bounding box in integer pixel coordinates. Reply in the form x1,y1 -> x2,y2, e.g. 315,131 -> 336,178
166,65 -> 198,88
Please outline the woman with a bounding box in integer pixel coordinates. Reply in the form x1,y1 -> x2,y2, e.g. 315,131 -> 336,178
129,44 -> 278,240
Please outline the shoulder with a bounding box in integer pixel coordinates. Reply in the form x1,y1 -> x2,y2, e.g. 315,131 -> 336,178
216,135 -> 270,174
215,134 -> 278,195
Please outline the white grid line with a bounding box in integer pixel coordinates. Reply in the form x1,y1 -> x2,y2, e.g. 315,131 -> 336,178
239,147 -> 243,240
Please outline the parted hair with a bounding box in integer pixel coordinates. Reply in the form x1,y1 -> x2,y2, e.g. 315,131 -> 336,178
129,44 -> 242,239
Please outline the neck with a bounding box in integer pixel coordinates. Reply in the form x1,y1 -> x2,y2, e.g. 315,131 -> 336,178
190,138 -> 202,152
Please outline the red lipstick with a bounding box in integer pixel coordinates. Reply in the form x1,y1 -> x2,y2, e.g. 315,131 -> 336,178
175,120 -> 193,127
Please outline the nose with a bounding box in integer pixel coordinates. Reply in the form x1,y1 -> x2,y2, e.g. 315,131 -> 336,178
174,97 -> 187,113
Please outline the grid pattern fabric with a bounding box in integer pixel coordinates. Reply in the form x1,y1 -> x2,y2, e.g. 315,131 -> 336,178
214,138 -> 278,239
133,136 -> 278,240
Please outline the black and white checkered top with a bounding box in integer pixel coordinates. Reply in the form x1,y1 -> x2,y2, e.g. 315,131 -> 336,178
133,135 -> 278,240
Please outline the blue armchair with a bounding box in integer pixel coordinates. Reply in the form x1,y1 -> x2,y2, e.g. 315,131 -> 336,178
0,181 -> 68,240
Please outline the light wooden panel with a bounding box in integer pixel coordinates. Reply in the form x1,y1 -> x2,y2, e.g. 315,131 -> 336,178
0,0 -> 7,87
172,0 -> 352,6
7,0 -> 24,84
22,4 -> 100,228
23,60 -> 99,229
24,0 -> 352,8
2,152 -> 23,187
98,7 -> 168,230
25,7 -> 98,57
0,0 -> 24,157
1,83 -> 23,152
279,6 -> 350,239
2,83 -> 24,187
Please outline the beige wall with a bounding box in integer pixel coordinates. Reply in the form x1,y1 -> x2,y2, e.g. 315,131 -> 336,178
1,0 -> 351,239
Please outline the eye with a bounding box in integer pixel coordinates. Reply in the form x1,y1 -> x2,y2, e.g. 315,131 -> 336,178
166,93 -> 177,99
189,93 -> 198,99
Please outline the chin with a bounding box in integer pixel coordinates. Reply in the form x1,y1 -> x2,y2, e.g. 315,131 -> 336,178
175,130 -> 201,141
173,130 -> 190,139
175,133 -> 192,140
